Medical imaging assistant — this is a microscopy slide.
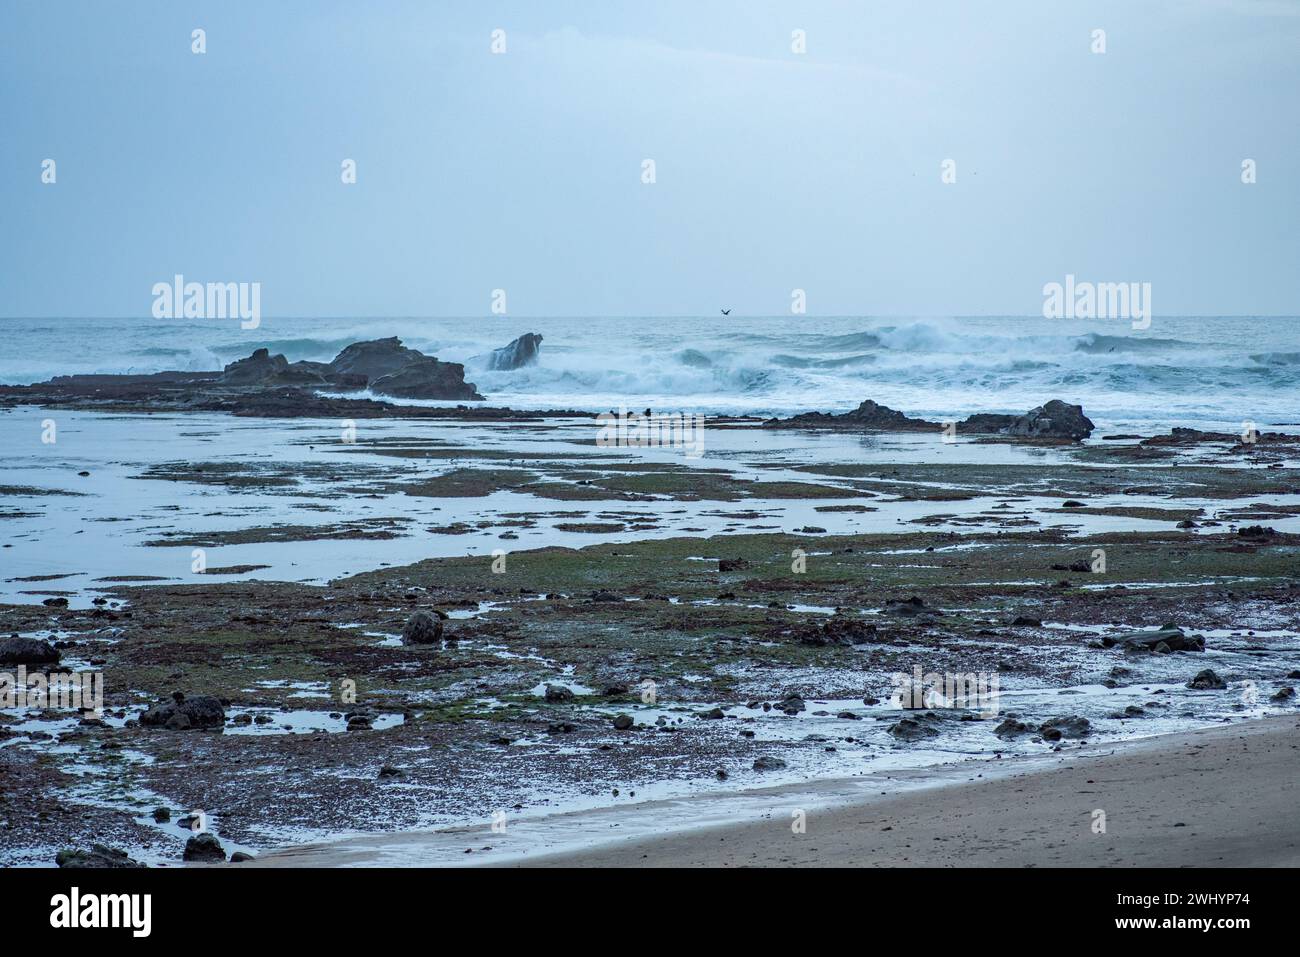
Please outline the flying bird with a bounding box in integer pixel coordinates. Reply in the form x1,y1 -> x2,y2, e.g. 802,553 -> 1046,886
720,308 -> 731,316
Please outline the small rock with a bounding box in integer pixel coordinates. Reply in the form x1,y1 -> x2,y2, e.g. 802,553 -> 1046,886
1186,669 -> 1227,691
182,832 -> 226,863
401,610 -> 443,646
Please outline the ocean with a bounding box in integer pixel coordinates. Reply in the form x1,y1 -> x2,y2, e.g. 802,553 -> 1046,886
3,315 -> 1298,432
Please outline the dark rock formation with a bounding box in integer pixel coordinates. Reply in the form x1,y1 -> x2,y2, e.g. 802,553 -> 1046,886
182,832 -> 226,862
56,844 -> 146,868
400,611 -> 444,646
993,718 -> 1034,739
0,635 -> 61,666
792,616 -> 878,647
1002,400 -> 1095,440
1116,625 -> 1205,654
765,399 -> 938,432
370,356 -> 482,401
544,684 -> 575,703
764,397 -> 1095,441
139,694 -> 226,730
485,333 -> 543,371
889,716 -> 941,741
216,349 -> 348,387
1039,715 -> 1091,739
752,755 -> 788,771
328,337 -> 428,380
1186,669 -> 1227,690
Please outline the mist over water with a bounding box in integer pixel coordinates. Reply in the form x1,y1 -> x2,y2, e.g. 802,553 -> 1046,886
4,315 -> 1298,431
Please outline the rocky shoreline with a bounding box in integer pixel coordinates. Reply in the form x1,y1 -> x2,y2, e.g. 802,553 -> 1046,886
2,395 -> 1298,867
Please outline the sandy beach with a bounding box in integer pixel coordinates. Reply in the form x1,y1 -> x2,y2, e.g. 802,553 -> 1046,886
519,716 -> 1300,868
244,716 -> 1300,868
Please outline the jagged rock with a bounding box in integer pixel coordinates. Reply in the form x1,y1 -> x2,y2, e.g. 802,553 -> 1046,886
612,713 -> 634,731
1271,687 -> 1295,702
56,844 -> 146,868
1039,715 -> 1091,739
993,718 -> 1033,739
765,399 -> 938,432
182,832 -> 226,862
889,716 -> 941,741
1118,625 -> 1205,654
139,695 -> 225,730
1186,669 -> 1227,690
1238,525 -> 1277,539
544,684 -> 575,703
401,611 -> 443,646
370,356 -> 483,401
0,635 -> 61,665
328,337 -> 427,380
1004,400 -> 1094,441
958,413 -> 1019,433
792,616 -> 877,647
485,333 -> 543,371
752,756 -> 788,771
884,596 -> 940,617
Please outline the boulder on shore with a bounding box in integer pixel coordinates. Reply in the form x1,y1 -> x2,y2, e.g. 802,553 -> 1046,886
182,832 -> 226,862
56,844 -> 146,868
1186,669 -> 1227,690
1115,625 -> 1205,654
0,635 -> 61,666
139,694 -> 226,730
401,611 -> 444,645
1003,400 -> 1095,441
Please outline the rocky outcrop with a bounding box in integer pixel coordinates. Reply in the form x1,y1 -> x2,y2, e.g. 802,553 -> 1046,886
139,693 -> 226,730
327,338 -> 484,400
0,635 -> 61,666
485,333 -> 543,371
1039,715 -> 1091,740
370,356 -> 483,400
888,715 -> 941,741
56,844 -> 146,868
217,349 -> 343,387
765,399 -> 938,432
1002,400 -> 1095,441
1114,624 -> 1205,654
765,397 -> 1095,441
791,616 -> 878,647
328,337 -> 428,380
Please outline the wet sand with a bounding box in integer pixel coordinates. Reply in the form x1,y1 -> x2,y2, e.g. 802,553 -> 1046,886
250,716 -> 1300,868
517,716 -> 1300,867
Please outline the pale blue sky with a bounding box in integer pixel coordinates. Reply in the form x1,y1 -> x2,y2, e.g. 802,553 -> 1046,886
2,0 -> 1297,317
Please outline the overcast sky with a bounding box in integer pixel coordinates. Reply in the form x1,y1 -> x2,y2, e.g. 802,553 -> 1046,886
2,0 -> 1297,318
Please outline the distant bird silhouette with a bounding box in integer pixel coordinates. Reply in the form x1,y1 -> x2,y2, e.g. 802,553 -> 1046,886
720,308 -> 731,316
